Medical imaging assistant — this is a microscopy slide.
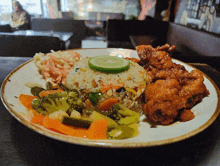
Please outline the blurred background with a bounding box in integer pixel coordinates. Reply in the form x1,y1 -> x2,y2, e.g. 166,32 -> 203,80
0,0 -> 142,23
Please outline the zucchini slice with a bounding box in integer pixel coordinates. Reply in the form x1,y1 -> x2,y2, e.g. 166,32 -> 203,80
61,116 -> 92,128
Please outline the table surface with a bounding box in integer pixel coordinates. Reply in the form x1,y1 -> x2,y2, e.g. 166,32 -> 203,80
1,57 -> 220,166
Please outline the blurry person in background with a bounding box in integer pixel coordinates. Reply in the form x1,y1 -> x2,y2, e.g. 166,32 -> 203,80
10,1 -> 31,31
138,0 -> 156,20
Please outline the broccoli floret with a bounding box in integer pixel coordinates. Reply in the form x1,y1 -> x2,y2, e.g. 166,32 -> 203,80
67,97 -> 83,111
31,98 -> 49,115
40,97 -> 70,114
31,90 -> 84,115
108,103 -> 140,125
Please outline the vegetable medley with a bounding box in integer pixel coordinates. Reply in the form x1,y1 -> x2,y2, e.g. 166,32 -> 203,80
19,82 -> 140,139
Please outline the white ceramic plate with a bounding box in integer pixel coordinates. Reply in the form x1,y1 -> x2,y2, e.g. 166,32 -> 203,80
1,48 -> 220,148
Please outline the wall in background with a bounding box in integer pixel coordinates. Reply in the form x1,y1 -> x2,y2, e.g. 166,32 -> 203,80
174,0 -> 220,34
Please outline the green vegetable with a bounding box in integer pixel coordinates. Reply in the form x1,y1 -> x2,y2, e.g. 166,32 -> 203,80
50,91 -> 68,98
30,81 -> 85,116
89,92 -> 102,103
61,116 -> 92,128
46,82 -> 53,90
88,55 -> 130,73
89,110 -> 118,128
31,98 -> 41,109
31,98 -> 49,115
108,103 -> 140,125
68,89 -> 79,98
107,125 -> 135,139
31,91 -> 69,114
58,83 -> 69,91
67,97 -> 83,114
40,97 -> 70,114
31,90 -> 84,115
83,108 -> 108,117
31,86 -> 45,97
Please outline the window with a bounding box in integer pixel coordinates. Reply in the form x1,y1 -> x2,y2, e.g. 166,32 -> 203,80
0,1 -> 12,24
17,0 -> 42,16
0,0 -> 43,24
60,0 -> 141,20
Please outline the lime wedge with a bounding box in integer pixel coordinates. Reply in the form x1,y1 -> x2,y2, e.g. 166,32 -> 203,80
88,55 -> 130,73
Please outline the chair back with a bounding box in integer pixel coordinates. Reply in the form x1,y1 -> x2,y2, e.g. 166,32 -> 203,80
0,24 -> 13,33
106,17 -> 168,48
0,34 -> 64,57
167,22 -> 220,71
167,22 -> 220,57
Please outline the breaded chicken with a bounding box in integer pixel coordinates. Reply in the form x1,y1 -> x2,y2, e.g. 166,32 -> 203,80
137,44 -> 209,124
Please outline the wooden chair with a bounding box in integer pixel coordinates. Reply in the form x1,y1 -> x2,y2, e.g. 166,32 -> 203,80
0,34 -> 64,57
0,24 -> 13,33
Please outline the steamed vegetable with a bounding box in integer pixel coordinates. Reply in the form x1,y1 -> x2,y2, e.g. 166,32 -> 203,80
98,98 -> 119,111
89,92 -> 102,103
46,81 -> 53,90
44,116 -> 108,139
21,80 -> 141,140
31,90 -> 83,116
107,125 -> 135,139
61,116 -> 92,128
67,95 -> 83,114
29,109 -> 45,125
39,89 -> 64,97
89,110 -> 118,128
19,94 -> 39,110
87,119 -> 108,139
108,103 -> 140,125
43,116 -> 88,137
30,86 -> 45,97
38,95 -> 69,114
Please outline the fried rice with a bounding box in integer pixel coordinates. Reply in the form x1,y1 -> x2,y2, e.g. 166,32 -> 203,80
65,57 -> 149,112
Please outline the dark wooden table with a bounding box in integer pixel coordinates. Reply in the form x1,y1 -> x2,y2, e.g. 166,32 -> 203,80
1,57 -> 220,166
13,30 -> 73,43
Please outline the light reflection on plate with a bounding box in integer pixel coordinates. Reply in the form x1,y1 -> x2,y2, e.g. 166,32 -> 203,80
1,48 -> 220,148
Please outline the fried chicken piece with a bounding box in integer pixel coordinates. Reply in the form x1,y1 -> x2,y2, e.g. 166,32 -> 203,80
179,70 -> 210,108
154,63 -> 189,81
136,45 -> 173,70
125,57 -> 140,63
180,109 -> 195,122
137,44 -> 209,125
156,44 -> 176,54
143,79 -> 186,124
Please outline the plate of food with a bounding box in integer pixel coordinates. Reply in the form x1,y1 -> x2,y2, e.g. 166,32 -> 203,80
1,45 -> 220,148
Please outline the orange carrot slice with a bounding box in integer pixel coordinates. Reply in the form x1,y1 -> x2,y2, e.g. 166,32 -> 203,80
87,119 -> 108,139
30,110 -> 45,125
113,83 -> 125,90
39,89 -> 63,97
98,98 -> 119,111
19,94 -> 38,110
100,84 -> 113,93
43,116 -> 87,138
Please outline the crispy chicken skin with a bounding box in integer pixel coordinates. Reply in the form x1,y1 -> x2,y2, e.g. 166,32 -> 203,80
143,79 -> 186,124
137,44 -> 209,125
